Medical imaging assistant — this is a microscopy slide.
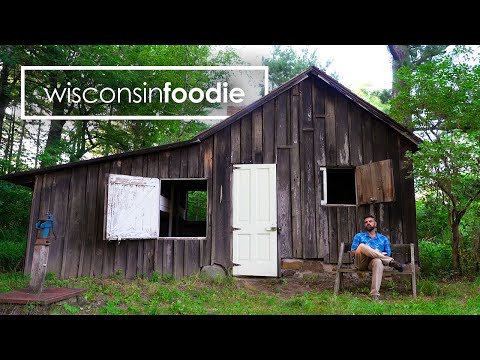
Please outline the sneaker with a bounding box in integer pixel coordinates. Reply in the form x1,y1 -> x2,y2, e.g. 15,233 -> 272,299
371,294 -> 381,301
389,260 -> 404,272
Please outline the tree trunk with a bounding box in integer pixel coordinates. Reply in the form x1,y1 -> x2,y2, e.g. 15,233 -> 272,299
3,116 -> 15,173
35,120 -> 41,168
0,103 -> 6,147
41,74 -> 68,167
15,119 -> 26,170
44,119 -> 66,149
451,218 -> 461,275
41,119 -> 66,167
0,62 -> 11,147
388,45 -> 412,128
388,45 -> 409,97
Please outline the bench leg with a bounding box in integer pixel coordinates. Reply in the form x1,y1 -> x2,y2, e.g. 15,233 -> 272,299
411,272 -> 417,299
410,244 -> 417,299
334,272 -> 342,295
334,242 -> 345,296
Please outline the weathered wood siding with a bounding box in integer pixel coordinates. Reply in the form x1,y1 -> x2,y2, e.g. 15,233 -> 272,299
25,147 -> 209,279
24,74 -> 418,278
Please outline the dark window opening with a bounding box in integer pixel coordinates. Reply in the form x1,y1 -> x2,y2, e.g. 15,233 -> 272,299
160,179 -> 207,237
326,168 -> 356,205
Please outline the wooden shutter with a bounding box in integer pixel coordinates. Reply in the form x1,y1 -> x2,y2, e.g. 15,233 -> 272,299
104,174 -> 160,240
355,159 -> 395,204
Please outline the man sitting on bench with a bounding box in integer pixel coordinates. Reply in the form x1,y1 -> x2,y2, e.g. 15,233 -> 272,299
351,215 -> 404,300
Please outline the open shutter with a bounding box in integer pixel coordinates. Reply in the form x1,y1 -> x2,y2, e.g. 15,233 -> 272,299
104,174 -> 160,240
355,159 -> 395,205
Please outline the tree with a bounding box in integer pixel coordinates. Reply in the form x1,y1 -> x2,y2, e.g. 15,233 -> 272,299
0,46 -> 30,148
390,47 -> 480,274
4,45 -> 240,167
355,86 -> 391,113
262,46 -> 336,89
388,45 -> 448,98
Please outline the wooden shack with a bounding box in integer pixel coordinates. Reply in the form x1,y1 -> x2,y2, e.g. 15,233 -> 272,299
1,67 -> 420,279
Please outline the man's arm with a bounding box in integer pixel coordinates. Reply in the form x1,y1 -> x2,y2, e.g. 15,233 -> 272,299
351,234 -> 361,255
384,236 -> 392,257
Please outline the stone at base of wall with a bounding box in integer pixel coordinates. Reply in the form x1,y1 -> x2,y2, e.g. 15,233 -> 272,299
201,264 -> 226,279
281,259 -> 330,277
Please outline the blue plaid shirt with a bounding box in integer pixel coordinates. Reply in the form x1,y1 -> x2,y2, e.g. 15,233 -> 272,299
351,232 -> 392,256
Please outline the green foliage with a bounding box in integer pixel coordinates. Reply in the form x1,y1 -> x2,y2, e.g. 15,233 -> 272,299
62,304 -> 80,314
148,271 -> 161,283
389,45 -> 449,70
161,274 -> 175,283
356,87 -> 392,113
419,241 -> 454,278
262,46 -> 337,89
0,241 -> 25,272
416,197 -> 449,242
187,191 -> 207,221
37,139 -> 71,167
417,278 -> 445,296
417,198 -> 480,278
407,131 -> 480,214
391,46 -> 480,131
0,181 -> 31,272
390,46 -> 480,273
94,120 -> 209,155
1,45 -> 241,168
0,272 -> 29,293
0,181 -> 32,232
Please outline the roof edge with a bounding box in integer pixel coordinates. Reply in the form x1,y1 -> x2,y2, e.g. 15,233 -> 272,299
0,138 -> 200,185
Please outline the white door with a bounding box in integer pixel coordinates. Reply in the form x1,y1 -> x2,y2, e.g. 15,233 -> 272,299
232,164 -> 277,276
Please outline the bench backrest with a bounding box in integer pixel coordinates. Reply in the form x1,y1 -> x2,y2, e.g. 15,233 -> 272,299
341,243 -> 415,264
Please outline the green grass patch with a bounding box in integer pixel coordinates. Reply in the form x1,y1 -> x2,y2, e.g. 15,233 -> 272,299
0,272 -> 29,293
1,273 -> 479,315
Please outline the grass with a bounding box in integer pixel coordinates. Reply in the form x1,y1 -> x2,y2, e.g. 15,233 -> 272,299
1,272 -> 479,315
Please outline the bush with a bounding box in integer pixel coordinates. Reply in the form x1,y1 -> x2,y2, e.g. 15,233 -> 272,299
0,240 -> 26,272
419,240 -> 454,278
0,181 -> 31,272
0,181 -> 32,234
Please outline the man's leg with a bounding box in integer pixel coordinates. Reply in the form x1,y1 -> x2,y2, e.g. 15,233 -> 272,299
355,243 -> 393,266
353,245 -> 371,270
368,258 -> 384,296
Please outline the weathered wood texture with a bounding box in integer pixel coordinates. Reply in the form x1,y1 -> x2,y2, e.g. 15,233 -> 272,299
47,170 -> 71,275
290,85 -> 302,258
23,75 -> 418,278
355,159 -> 395,204
299,79 -> 317,258
212,127 -> 232,269
29,244 -> 50,293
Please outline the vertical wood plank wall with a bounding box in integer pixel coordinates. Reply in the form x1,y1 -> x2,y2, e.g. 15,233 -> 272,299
24,76 -> 418,278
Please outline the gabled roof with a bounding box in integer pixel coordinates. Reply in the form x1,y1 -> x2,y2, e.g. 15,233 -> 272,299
195,66 -> 420,145
0,66 -> 420,186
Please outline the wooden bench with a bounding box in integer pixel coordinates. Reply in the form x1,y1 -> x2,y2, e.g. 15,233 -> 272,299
334,242 -> 417,298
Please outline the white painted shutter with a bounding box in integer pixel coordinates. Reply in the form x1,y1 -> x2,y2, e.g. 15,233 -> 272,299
104,174 -> 160,240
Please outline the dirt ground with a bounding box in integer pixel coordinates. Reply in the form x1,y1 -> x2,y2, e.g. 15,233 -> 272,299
237,273 -> 338,299
236,271 -> 413,299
